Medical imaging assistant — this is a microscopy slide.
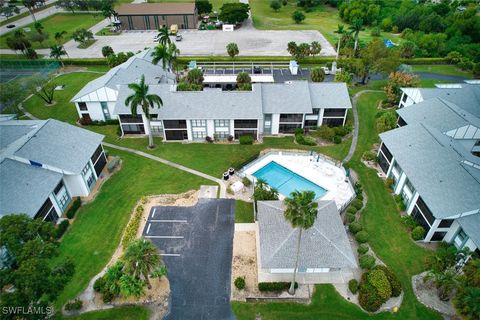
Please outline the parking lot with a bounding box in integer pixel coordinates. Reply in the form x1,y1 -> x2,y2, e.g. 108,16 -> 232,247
143,198 -> 235,320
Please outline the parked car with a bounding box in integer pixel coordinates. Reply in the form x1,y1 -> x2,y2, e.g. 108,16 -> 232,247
175,34 -> 182,41
6,24 -> 16,29
153,33 -> 160,42
253,66 -> 262,74
321,66 -> 331,75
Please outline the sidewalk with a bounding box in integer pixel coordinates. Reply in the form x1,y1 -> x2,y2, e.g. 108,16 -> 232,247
0,2 -> 61,36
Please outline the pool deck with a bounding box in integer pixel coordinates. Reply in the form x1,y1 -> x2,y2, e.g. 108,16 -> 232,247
241,152 -> 355,211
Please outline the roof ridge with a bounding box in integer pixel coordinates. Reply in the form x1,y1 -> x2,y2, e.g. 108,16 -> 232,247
266,227 -> 298,266
312,224 -> 357,267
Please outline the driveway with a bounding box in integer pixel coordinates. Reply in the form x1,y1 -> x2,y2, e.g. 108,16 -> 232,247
143,198 -> 235,320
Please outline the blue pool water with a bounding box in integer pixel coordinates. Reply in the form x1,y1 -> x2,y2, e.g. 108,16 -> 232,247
252,161 -> 327,199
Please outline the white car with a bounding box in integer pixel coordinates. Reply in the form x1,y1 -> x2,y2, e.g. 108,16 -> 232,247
153,34 -> 161,42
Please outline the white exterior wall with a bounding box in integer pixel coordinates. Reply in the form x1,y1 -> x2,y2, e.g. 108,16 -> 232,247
63,174 -> 89,197
318,108 -> 325,126
206,120 -> 215,137
186,120 -> 193,140
399,89 -> 422,108
271,114 -> 280,135
84,102 -> 107,121
74,87 -> 119,121
394,172 -> 407,194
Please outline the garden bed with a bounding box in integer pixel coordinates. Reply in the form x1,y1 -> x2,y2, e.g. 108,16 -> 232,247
412,272 -> 456,317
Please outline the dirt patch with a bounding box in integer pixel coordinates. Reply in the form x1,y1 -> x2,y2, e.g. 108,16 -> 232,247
231,231 -> 258,301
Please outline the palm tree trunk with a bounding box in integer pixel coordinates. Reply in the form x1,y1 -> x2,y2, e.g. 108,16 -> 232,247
336,38 -> 341,60
144,271 -> 152,289
146,117 -> 154,148
354,33 -> 359,55
28,8 -> 37,22
289,228 -> 303,295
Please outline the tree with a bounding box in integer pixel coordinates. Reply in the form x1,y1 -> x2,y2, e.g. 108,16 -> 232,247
355,39 -> 400,84
349,18 -> 364,55
195,0 -> 212,15
334,24 -> 345,60
34,21 -> 44,34
287,41 -> 298,56
236,72 -> 251,90
253,179 -> 279,203
6,30 -> 31,53
383,71 -> 419,108
167,43 -> 180,73
335,71 -> 353,84
119,274 -> 145,297
27,75 -> 57,105
125,75 -> 163,148
219,3 -> 250,24
310,67 -> 325,82
151,44 -> 171,71
122,239 -> 161,289
29,31 -> 49,46
226,42 -> 239,59
186,68 -> 204,86
54,30 -> 67,44
376,111 -> 397,133
101,1 -> 115,22
454,287 -> 480,320
102,45 -> 114,58
57,0 -> 76,13
292,10 -> 305,24
270,0 -> 281,12
50,44 -> 67,67
23,0 -> 40,22
72,28 -> 94,47
309,41 -> 321,56
399,41 -> 417,59
339,0 -> 379,25
157,26 -> 171,46
107,51 -> 134,68
284,190 -> 318,294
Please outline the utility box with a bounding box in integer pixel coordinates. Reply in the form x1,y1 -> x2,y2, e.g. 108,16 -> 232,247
222,24 -> 234,31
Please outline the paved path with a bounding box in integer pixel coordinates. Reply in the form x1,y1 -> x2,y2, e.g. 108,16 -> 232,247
103,143 -> 226,198
342,90 -> 383,163
0,2 -> 60,36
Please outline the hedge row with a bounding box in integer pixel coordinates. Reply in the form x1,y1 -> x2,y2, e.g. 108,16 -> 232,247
121,205 -> 144,249
258,282 -> 298,292
55,220 -> 70,239
66,197 -> 81,219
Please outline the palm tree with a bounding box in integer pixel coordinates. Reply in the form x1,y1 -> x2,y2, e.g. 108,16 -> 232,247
167,43 -> 180,73
334,24 -> 345,60
157,26 -> 171,46
349,18 -> 364,55
284,190 -> 318,295
49,44 -> 67,67
54,31 -> 67,44
122,239 -> 161,289
124,75 -> 163,148
151,44 -> 171,71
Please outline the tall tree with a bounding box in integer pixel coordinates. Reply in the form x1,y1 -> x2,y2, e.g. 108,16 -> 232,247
23,0 -> 40,22
283,190 -> 318,295
157,26 -> 171,46
124,75 -> 163,148
195,0 -> 213,16
151,44 -> 171,71
349,18 -> 364,55
122,239 -> 161,289
50,44 -> 67,67
54,30 -> 67,44
334,24 -> 345,60
226,42 -> 239,59
167,43 -> 180,73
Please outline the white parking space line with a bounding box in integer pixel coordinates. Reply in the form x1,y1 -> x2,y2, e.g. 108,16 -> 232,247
160,253 -> 181,257
146,223 -> 151,234
148,219 -> 188,223
145,236 -> 184,239
152,208 -> 157,218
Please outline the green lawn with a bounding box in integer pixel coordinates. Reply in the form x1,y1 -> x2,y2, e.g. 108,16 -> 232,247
23,72 -> 103,124
411,64 -> 473,78
235,200 -> 254,223
0,13 -> 104,49
249,0 -> 400,48
146,0 -> 238,10
0,2 -> 57,27
52,148 -> 212,308
63,306 -> 149,320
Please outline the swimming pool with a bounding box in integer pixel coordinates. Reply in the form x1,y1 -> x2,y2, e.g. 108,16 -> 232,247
252,161 -> 327,199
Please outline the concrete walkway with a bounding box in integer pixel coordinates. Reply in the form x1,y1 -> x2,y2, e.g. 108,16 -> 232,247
103,142 -> 226,198
343,90 -> 383,163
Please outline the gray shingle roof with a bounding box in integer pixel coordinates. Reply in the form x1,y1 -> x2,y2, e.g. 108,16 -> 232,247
457,214 -> 480,249
397,98 -> 480,132
0,121 -> 42,149
0,158 -> 62,218
72,49 -> 175,101
12,119 -> 104,174
308,82 -> 352,109
261,81 -> 312,114
379,123 -> 480,218
257,200 -> 357,269
416,84 -> 480,117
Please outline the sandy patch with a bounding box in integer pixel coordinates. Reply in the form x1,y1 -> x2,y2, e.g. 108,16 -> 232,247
231,231 -> 257,301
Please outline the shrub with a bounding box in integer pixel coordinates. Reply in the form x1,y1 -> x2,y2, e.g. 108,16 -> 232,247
122,205 -> 143,249
66,197 -> 81,219
292,10 -> 305,24
294,128 -> 304,135
370,27 -> 381,37
239,135 -> 254,145
367,269 -> 392,301
359,255 -> 376,270
346,206 -> 357,215
258,282 -> 298,292
359,278 -> 383,312
227,135 -> 234,142
356,231 -> 369,244
270,0 -> 281,12
55,220 -> 69,239
357,243 -> 369,255
333,135 -> 342,144
363,151 -> 376,161
356,193 -> 364,201
473,63 -> 480,79
310,67 -> 326,82
349,221 -> 363,234
411,226 -> 425,241
242,176 -> 251,187
315,126 -> 335,141
446,51 -> 463,64
102,290 -> 114,303
296,133 -> 316,146
234,277 -> 246,290
65,299 -> 83,311
93,276 -> 106,293
401,215 -> 417,230
205,136 -> 213,143
346,212 -> 356,223
349,279 -> 359,294
333,126 -> 348,137
458,58 -> 474,71
385,178 -> 394,190
351,199 -> 363,210
373,265 -> 402,297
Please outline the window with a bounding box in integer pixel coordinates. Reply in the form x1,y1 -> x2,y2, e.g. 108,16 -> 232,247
454,229 -> 468,248
163,120 -> 187,129
380,143 -> 393,162
416,197 -> 435,225
411,207 -> 430,234
214,120 -> 229,127
54,181 -> 64,195
81,163 -> 90,176
279,114 -> 303,123
431,232 -> 447,241
119,114 -> 143,123
234,130 -> 257,139
191,120 -> 206,127
151,126 -> 163,135
78,102 -> 87,111
323,108 -> 346,117
234,120 -> 257,128
86,173 -> 95,189
100,102 -> 110,120
312,108 -> 320,115
57,191 -> 70,210
34,198 -> 57,222
439,219 -> 453,228
402,93 -> 407,102
322,118 -> 343,126
304,120 -> 318,128
192,131 -> 206,139
377,151 -> 390,174
392,161 -> 402,175
122,124 -> 145,134
144,16 -> 150,29
404,177 -> 415,193
279,123 -> 302,133
91,145 -> 104,164
215,132 -> 229,139
398,116 -> 407,127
